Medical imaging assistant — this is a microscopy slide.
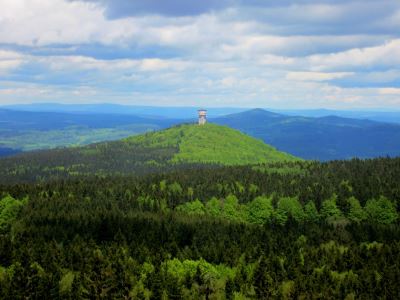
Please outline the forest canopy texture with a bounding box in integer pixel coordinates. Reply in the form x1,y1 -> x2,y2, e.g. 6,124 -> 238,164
0,157 -> 399,299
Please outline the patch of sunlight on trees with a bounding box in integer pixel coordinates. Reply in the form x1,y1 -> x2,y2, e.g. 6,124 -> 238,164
365,196 -> 398,225
0,195 -> 27,232
127,123 -> 299,166
175,192 -> 399,226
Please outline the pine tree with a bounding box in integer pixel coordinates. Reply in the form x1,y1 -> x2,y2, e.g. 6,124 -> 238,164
254,256 -> 273,299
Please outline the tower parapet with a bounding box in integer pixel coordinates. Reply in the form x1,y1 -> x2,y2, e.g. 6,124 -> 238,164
198,109 -> 207,125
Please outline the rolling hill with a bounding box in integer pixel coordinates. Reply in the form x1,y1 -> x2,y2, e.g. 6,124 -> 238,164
213,109 -> 400,160
0,123 -> 298,183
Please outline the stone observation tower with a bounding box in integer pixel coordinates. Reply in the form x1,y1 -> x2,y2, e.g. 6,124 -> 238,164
198,109 -> 207,125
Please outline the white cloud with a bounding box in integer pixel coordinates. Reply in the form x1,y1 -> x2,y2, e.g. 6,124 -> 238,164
0,0 -> 399,109
0,0 -> 138,46
286,71 -> 354,81
138,59 -> 191,72
308,39 -> 400,71
11,53 -> 193,74
43,55 -> 137,71
1,0 -> 387,58
379,88 -> 400,95
0,50 -> 25,73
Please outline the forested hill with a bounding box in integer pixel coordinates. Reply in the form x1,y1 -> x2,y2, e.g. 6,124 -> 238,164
0,123 -> 298,183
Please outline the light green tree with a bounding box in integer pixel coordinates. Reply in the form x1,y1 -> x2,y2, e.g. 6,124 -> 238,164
277,197 -> 305,223
346,196 -> 367,223
0,195 -> 26,232
176,199 -> 205,216
304,201 -> 320,222
159,180 -> 167,192
222,195 -> 243,221
274,207 -> 288,225
248,184 -> 259,194
206,197 -> 221,217
246,196 -> 274,224
59,271 -> 75,296
168,182 -> 183,195
321,194 -> 342,221
187,187 -> 194,201
365,196 -> 398,225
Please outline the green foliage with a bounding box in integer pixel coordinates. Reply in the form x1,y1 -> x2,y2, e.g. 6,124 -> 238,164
281,280 -> 295,299
274,205 -> 288,225
128,123 -> 299,165
253,257 -> 273,299
168,181 -> 183,195
321,194 -> 342,221
246,196 -> 274,224
361,241 -> 383,251
59,271 -> 75,295
159,180 -> 167,192
176,199 -> 205,216
365,196 -> 398,225
221,194 -> 244,221
206,197 -> 222,217
253,164 -> 307,175
164,258 -> 233,283
346,196 -> 367,223
304,201 -> 320,222
248,183 -> 259,194
0,123 -> 299,183
0,195 -> 26,232
276,197 -> 305,223
321,240 -> 349,256
177,195 -> 275,224
0,157 -> 399,298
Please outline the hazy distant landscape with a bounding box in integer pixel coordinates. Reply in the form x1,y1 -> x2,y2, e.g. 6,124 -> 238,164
2,104 -> 400,160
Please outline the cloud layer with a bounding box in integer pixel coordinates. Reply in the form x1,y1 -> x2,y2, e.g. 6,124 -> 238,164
0,0 -> 399,108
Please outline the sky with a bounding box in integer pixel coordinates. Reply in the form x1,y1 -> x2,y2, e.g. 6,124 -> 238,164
0,0 -> 400,109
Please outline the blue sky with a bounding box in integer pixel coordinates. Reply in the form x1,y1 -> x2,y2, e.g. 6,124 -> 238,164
0,0 -> 399,109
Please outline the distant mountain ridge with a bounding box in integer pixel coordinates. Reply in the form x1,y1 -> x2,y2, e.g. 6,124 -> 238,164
1,103 -> 246,119
213,109 -> 400,161
3,103 -> 400,123
2,106 -> 400,161
276,108 -> 400,124
0,108 -> 178,131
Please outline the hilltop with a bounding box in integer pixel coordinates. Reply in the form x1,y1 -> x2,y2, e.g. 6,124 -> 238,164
126,123 -> 297,165
0,123 -> 298,183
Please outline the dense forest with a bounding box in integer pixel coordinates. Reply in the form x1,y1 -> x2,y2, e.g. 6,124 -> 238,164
1,158 -> 399,299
